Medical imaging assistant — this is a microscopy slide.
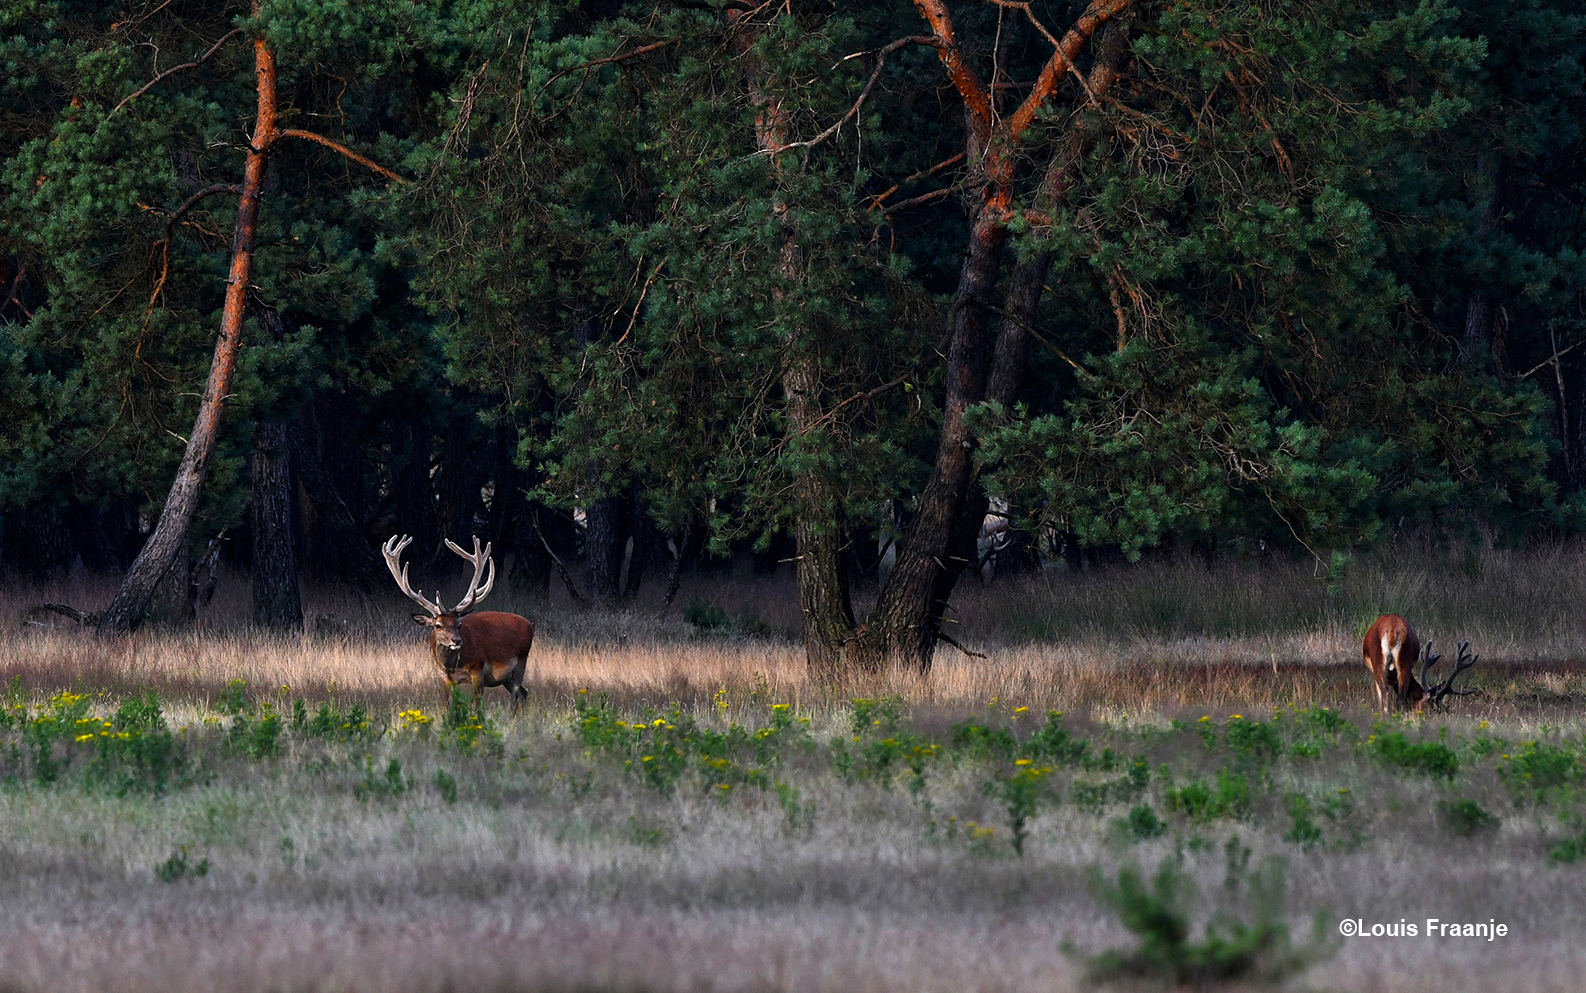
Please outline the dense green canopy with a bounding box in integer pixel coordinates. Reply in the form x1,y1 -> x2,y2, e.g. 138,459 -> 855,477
0,0 -> 1582,664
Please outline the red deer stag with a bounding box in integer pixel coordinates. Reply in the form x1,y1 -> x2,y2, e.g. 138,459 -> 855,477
1362,614 -> 1478,712
383,534 -> 535,714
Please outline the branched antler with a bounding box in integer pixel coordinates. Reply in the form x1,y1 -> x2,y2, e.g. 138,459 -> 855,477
1419,639 -> 1479,710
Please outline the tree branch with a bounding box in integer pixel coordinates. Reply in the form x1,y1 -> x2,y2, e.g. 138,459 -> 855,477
934,629 -> 988,659
534,513 -> 587,603
911,0 -> 995,141
110,28 -> 242,117
142,183 -> 240,317
868,152 -> 965,211
883,184 -> 958,215
1007,0 -> 1136,142
532,40 -> 671,110
759,35 -> 944,156
991,1 -> 1061,49
278,129 -> 407,183
1518,342 -> 1580,380
799,374 -> 913,435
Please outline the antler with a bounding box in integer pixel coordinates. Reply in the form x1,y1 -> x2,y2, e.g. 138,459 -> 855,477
382,534 -> 443,616
1417,640 -> 1443,696
1425,640 -> 1479,709
446,535 -> 496,614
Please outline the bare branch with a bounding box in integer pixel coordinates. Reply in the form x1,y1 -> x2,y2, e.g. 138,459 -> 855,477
867,152 -> 965,211
278,128 -> 407,183
935,629 -> 988,659
615,260 -> 665,347
142,183 -> 240,318
798,374 -> 913,435
1518,341 -> 1580,380
109,28 -> 242,117
990,1 -> 1061,49
759,35 -> 944,156
1007,0 -> 1137,142
532,40 -> 671,111
912,0 -> 995,140
882,185 -> 959,216
534,514 -> 587,603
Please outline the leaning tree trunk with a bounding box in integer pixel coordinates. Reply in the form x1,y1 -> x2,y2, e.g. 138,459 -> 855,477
251,419 -> 302,631
850,199 -> 1008,673
98,33 -> 280,636
845,0 -> 1135,674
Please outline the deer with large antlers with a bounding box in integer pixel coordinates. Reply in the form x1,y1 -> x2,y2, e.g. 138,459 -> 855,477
1362,614 -> 1479,712
384,534 -> 535,714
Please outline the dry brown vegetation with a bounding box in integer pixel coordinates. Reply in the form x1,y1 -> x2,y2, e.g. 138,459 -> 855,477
2,541 -> 1586,992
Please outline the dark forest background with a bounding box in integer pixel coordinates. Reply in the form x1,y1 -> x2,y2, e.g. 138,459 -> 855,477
0,0 -> 1582,672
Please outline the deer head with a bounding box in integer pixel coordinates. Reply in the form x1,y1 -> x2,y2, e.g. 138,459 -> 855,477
382,534 -> 496,659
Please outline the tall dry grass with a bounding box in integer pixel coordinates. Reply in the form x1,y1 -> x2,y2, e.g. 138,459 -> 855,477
3,537 -> 1585,717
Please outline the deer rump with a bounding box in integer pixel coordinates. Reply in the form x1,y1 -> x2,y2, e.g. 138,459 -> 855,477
1362,613 -> 1479,712
1365,614 -> 1420,709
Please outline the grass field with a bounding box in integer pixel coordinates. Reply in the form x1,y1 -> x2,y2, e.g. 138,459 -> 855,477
2,541 -> 1586,992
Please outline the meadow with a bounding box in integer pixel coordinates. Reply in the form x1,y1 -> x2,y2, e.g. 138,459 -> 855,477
2,540 -> 1586,992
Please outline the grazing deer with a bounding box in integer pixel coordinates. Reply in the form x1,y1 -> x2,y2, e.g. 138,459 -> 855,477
1362,614 -> 1478,712
383,534 -> 535,714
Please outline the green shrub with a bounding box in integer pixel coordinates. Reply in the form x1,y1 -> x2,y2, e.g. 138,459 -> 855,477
949,721 -> 1018,762
1548,832 -> 1586,864
1166,768 -> 1252,821
301,698 -> 375,742
1072,756 -> 1151,815
850,697 -> 903,737
1441,799 -> 1500,836
1022,710 -> 1090,766
1117,805 -> 1167,842
683,597 -> 729,632
356,757 -> 407,800
1371,732 -> 1459,779
1283,794 -> 1323,847
442,686 -> 502,756
434,769 -> 458,804
89,691 -> 179,793
1079,855 -> 1327,987
1226,716 -> 1282,765
215,682 -> 283,759
1500,741 -> 1579,791
1297,706 -> 1353,738
986,760 -> 1055,855
155,847 -> 209,883
25,690 -> 94,784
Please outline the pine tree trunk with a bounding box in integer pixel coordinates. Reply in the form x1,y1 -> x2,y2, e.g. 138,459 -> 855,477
727,7 -> 862,675
851,201 -> 1008,672
391,421 -> 438,575
98,34 -> 279,636
1463,156 -> 1508,371
289,411 -> 382,587
845,6 -> 1132,673
585,495 -> 627,605
3,504 -> 72,579
622,485 -> 650,600
251,419 -> 302,631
